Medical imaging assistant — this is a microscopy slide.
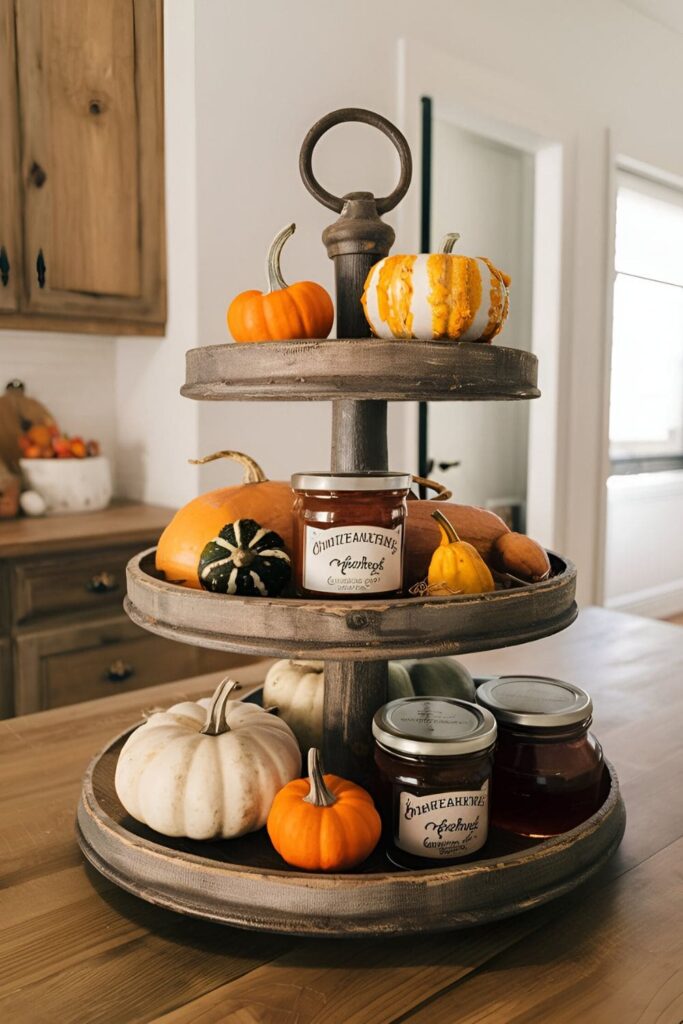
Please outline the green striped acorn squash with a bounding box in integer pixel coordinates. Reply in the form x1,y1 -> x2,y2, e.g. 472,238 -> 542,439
198,518 -> 291,596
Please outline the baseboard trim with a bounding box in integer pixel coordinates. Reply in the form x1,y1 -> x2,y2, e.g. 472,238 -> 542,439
606,579 -> 683,619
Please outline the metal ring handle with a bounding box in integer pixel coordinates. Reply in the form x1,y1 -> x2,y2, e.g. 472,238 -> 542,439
299,107 -> 412,215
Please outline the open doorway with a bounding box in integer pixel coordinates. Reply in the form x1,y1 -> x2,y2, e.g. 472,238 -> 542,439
603,168 -> 683,618
420,99 -> 535,530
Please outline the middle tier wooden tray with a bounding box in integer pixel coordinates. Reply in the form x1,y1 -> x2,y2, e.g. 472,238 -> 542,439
126,548 -> 577,661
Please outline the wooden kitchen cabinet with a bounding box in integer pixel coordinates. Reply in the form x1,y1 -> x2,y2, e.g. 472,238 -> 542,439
14,614 -> 242,714
0,0 -> 165,335
0,504 -> 252,716
0,1 -> 21,314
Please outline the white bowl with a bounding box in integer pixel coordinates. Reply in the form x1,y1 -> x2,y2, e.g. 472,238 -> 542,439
19,456 -> 112,515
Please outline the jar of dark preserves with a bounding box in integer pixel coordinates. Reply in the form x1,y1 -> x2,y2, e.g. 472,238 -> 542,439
291,472 -> 411,598
372,697 -> 497,868
476,676 -> 605,838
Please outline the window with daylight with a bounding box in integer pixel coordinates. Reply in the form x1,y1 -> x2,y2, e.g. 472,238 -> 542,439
609,170 -> 683,473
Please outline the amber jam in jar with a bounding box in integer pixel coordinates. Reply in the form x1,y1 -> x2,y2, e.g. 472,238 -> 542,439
476,676 -> 605,838
372,697 -> 497,868
291,472 -> 411,598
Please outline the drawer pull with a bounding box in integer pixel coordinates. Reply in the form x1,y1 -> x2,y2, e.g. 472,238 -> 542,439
106,660 -> 134,683
87,571 -> 119,594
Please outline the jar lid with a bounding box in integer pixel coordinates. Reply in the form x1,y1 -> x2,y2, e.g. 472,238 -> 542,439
476,676 -> 592,728
372,697 -> 497,757
291,471 -> 412,492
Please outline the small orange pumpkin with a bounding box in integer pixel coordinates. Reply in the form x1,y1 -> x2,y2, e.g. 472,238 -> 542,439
227,224 -> 334,342
267,747 -> 381,872
155,450 -> 294,589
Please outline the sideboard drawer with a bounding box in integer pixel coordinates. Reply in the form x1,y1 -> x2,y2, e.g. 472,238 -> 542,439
0,638 -> 11,718
13,615 -> 251,714
11,546 -> 142,624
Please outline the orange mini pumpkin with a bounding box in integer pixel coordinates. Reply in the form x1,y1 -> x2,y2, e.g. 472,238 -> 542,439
267,747 -> 381,872
156,450 -> 294,589
227,224 -> 334,342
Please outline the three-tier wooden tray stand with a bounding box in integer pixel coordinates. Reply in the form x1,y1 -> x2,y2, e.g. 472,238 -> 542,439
77,109 -> 625,936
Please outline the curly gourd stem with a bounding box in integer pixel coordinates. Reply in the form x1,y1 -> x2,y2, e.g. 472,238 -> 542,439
432,508 -> 460,546
439,232 -> 461,254
266,223 -> 295,293
201,677 -> 239,735
303,747 -> 337,807
188,449 -> 268,485
411,474 -> 453,501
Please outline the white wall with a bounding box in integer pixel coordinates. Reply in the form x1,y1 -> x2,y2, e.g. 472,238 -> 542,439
114,0 -> 200,508
604,473 -> 683,617
0,332 -> 117,461
179,0 -> 683,603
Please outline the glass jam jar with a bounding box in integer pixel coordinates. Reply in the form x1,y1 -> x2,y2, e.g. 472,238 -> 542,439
476,676 -> 606,838
372,697 -> 497,868
291,472 -> 411,598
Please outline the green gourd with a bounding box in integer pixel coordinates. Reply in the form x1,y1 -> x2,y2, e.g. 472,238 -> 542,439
262,657 -> 472,753
198,518 -> 291,596
402,657 -> 476,702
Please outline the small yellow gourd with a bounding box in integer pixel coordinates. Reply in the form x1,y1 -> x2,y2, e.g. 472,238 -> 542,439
428,509 -> 495,595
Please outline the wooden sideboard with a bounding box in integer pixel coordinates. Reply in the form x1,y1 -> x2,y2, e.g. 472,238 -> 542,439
0,503 -> 249,717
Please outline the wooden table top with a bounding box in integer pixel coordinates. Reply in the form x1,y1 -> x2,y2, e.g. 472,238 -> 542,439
0,501 -> 173,558
1,606 -> 682,1023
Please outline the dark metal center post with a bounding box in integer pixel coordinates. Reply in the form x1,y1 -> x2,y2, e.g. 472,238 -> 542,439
299,108 -> 412,785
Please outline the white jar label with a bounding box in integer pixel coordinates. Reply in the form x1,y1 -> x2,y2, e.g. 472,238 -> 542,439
396,782 -> 489,860
303,523 -> 403,594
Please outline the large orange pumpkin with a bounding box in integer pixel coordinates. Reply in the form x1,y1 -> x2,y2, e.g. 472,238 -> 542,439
227,224 -> 334,343
267,747 -> 381,872
156,451 -> 294,589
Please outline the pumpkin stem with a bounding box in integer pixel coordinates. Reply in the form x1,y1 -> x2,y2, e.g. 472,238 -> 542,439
410,473 -> 453,501
230,545 -> 255,569
303,747 -> 337,808
439,232 -> 461,254
266,223 -> 295,293
432,508 -> 460,546
188,450 -> 268,485
200,677 -> 239,735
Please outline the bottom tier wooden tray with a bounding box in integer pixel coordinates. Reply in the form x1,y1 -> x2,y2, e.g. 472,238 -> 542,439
76,721 -> 626,937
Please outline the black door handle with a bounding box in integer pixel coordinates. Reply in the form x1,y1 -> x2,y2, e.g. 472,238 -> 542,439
36,250 -> 46,288
105,660 -> 134,683
0,247 -> 9,287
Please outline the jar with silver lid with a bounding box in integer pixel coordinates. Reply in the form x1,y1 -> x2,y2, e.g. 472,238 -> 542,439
476,676 -> 606,838
291,471 -> 411,598
372,696 -> 497,868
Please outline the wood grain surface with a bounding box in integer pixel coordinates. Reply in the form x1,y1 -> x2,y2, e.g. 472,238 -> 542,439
0,501 -> 172,558
182,339 -> 540,402
0,0 -> 20,314
11,0 -> 165,327
126,548 -> 577,660
1,608 -> 682,1023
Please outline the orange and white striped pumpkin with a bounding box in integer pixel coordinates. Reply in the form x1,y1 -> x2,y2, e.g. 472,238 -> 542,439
361,233 -> 510,342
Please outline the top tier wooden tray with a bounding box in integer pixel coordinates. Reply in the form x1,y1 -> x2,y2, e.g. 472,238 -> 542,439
182,339 -> 539,403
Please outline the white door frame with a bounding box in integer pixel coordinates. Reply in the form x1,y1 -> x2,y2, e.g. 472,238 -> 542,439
397,38 -> 612,604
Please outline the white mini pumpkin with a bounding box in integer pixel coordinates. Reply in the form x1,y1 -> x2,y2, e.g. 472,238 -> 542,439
264,659 -> 414,753
114,678 -> 301,840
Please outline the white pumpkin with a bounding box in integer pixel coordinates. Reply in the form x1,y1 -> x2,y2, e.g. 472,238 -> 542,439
263,659 -> 414,752
114,678 -> 301,840
263,660 -> 325,753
